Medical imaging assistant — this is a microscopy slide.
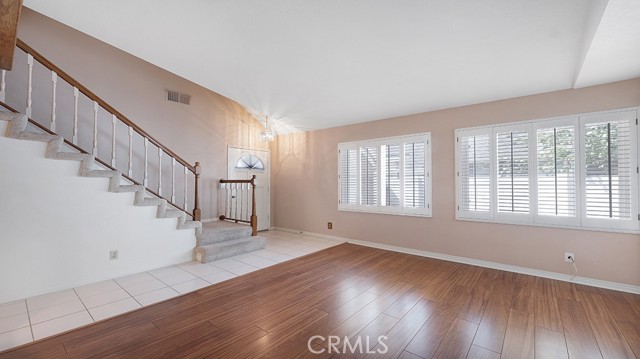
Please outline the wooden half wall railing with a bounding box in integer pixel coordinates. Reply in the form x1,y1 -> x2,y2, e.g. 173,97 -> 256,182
0,38 -> 201,221
219,175 -> 257,236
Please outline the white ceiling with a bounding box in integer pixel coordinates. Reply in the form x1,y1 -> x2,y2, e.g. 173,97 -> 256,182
23,0 -> 640,132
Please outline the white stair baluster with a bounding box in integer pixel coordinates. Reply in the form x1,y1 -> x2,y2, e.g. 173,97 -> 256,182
171,158 -> 176,203
92,101 -> 98,156
50,71 -> 57,131
26,54 -> 33,117
0,69 -> 6,102
183,167 -> 188,211
111,114 -> 116,167
72,87 -> 79,145
128,127 -> 133,177
158,148 -> 163,196
143,138 -> 149,187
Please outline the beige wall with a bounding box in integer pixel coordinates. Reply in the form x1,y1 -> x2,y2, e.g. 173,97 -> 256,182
15,9 -> 267,220
272,78 -> 640,286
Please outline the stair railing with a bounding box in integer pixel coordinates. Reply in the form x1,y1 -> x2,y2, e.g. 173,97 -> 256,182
219,175 -> 257,236
0,38 -> 201,221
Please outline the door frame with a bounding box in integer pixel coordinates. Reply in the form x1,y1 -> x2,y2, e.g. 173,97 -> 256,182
227,146 -> 270,230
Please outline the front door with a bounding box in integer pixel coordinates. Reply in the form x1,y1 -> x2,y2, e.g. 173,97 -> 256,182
227,147 -> 270,231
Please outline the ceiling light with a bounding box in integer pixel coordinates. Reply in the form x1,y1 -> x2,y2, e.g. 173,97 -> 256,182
260,115 -> 275,142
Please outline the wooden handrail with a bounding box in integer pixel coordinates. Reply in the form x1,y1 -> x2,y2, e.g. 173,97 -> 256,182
15,39 -> 195,173
219,175 -> 257,236
1,100 -> 195,219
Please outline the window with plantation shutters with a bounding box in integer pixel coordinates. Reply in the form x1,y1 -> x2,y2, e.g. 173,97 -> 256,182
457,131 -> 492,217
360,146 -> 378,206
581,111 -> 638,231
456,107 -> 639,233
381,144 -> 401,207
404,141 -> 426,209
496,128 -> 530,214
536,124 -> 576,218
338,146 -> 357,207
338,133 -> 431,216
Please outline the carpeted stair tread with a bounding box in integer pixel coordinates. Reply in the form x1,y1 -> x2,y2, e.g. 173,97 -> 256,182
195,236 -> 266,263
47,152 -> 92,161
82,169 -> 119,178
113,185 -> 143,193
162,209 -> 185,219
180,220 -> 202,230
18,132 -> 59,142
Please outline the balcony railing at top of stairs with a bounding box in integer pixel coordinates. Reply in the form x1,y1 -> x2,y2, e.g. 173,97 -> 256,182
0,38 -> 201,221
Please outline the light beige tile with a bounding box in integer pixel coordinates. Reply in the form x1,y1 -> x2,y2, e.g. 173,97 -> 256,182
0,313 -> 30,334
114,272 -> 155,287
80,288 -> 131,309
88,298 -> 141,322
26,289 -> 79,311
31,311 -> 93,340
134,287 -> 180,306
74,280 -> 121,298
29,299 -> 86,324
171,278 -> 211,294
148,266 -> 186,279
155,271 -> 197,286
200,271 -> 236,285
0,327 -> 33,352
0,301 -> 27,319
180,262 -> 225,277
119,278 -> 166,296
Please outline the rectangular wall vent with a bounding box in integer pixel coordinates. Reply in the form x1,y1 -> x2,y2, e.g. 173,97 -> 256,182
166,90 -> 191,105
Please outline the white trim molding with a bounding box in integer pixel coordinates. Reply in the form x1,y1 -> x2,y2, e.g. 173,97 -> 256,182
273,227 -> 640,295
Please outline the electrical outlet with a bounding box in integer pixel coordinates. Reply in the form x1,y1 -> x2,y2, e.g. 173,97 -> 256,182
564,252 -> 575,263
327,222 -> 333,229
110,250 -> 119,260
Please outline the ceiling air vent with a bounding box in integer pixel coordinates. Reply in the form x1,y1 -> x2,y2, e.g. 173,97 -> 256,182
166,90 -> 191,105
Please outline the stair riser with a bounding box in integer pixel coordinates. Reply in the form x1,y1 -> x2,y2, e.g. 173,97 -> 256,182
197,227 -> 253,246
196,237 -> 266,263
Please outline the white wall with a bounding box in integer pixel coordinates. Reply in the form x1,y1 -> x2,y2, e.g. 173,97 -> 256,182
0,121 -> 196,304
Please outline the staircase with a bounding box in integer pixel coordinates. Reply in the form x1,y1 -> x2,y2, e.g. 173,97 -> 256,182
1,111 -> 202,232
1,38 -> 267,268
195,221 -> 266,263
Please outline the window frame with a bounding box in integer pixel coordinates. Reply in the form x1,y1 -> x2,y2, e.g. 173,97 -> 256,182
455,107 -> 640,234
338,132 -> 432,217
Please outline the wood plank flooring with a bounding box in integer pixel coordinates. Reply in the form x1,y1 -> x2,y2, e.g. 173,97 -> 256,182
1,243 -> 639,358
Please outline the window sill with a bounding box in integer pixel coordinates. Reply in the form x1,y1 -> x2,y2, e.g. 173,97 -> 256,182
455,215 -> 640,235
339,207 -> 432,218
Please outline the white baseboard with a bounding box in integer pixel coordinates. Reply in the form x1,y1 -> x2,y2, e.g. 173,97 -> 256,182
272,227 -> 640,294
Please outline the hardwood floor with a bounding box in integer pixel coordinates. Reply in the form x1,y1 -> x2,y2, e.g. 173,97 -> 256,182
1,243 -> 639,358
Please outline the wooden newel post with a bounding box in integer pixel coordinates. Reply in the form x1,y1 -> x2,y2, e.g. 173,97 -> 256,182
250,174 -> 257,236
193,161 -> 202,222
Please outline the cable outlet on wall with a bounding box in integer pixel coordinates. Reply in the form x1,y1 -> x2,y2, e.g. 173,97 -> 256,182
110,250 -> 119,260
564,252 -> 575,263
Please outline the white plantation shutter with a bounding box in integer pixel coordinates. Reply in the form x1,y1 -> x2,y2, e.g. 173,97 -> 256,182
456,108 -> 639,233
360,145 -> 378,206
339,146 -> 357,208
496,129 -> 530,214
381,144 -> 401,207
581,111 -> 638,231
404,141 -> 426,209
338,133 -> 432,217
458,130 -> 492,218
536,124 -> 577,219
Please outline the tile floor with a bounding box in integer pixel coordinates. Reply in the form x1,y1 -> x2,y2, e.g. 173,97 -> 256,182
0,230 -> 343,352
